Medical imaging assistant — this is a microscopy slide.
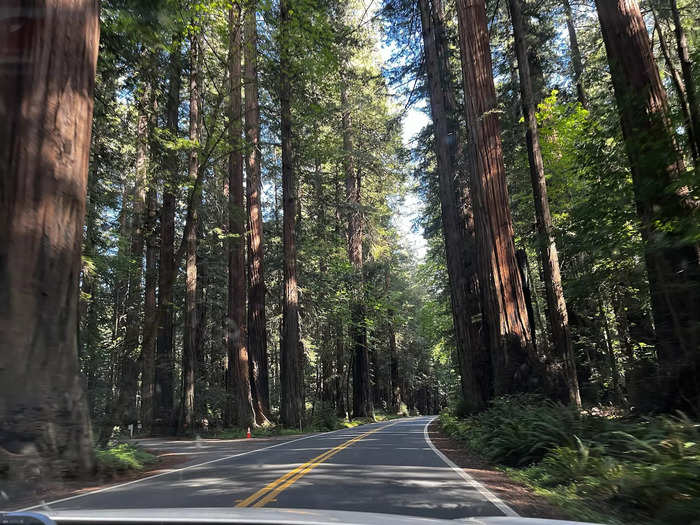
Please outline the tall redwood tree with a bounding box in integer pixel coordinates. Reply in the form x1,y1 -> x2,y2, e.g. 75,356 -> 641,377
508,0 -> 581,406
244,0 -> 270,423
0,0 -> 99,477
228,3 -> 256,427
279,0 -> 303,427
595,0 -> 700,411
456,0 -> 541,395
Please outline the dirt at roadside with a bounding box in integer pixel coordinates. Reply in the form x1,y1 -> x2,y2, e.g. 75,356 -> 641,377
428,420 -> 571,520
0,450 -> 189,513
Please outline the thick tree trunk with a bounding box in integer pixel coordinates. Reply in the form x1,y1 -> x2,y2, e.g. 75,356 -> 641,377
244,0 -> 270,424
341,72 -> 373,420
562,0 -> 587,107
180,32 -> 200,433
228,5 -> 256,428
155,37 -> 181,433
669,0 -> 700,163
456,0 -> 541,396
508,0 -> 581,406
595,0 -> 700,412
0,0 -> 99,478
279,0 -> 303,428
419,0 -> 489,413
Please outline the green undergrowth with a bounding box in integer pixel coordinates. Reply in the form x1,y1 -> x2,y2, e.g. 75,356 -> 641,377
440,395 -> 700,525
95,442 -> 158,476
212,411 -> 405,439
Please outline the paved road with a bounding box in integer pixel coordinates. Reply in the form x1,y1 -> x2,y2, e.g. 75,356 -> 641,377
23,416 -> 515,519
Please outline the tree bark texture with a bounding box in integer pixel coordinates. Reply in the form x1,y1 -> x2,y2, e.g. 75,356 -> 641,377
419,0 -> 489,412
181,32 -> 200,432
0,0 -> 99,478
595,0 -> 700,412
155,37 -> 181,432
228,5 -> 256,428
244,0 -> 270,424
279,0 -> 303,428
508,0 -> 581,406
456,0 -> 541,396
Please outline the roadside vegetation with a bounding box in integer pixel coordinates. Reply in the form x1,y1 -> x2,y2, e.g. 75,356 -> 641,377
95,443 -> 158,477
441,396 -> 700,525
210,411 -> 407,439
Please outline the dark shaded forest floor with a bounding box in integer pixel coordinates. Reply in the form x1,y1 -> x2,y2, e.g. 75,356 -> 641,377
427,420 -> 572,520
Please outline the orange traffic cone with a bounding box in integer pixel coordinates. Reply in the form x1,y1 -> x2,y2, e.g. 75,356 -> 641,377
246,427 -> 251,439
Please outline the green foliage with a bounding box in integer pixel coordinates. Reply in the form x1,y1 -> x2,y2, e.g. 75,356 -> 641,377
95,443 -> 158,475
441,398 -> 700,525
212,411 -> 403,438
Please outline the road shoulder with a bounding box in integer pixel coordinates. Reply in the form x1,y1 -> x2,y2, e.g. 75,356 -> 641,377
427,419 -> 572,520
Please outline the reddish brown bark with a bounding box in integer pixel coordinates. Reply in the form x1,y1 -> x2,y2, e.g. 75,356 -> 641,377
595,0 -> 700,412
419,0 -> 489,412
508,0 -> 581,406
279,0 -> 303,427
0,0 -> 99,477
228,4 -> 256,428
244,0 -> 270,424
180,32 -> 200,433
456,0 -> 540,396
154,37 -> 181,432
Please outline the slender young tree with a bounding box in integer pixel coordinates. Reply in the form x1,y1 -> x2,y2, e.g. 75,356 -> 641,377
652,10 -> 695,162
456,0 -> 541,395
142,180 -> 158,430
669,0 -> 700,163
508,0 -> 581,406
562,0 -> 587,107
418,0 -> 489,412
228,3 -> 256,427
595,0 -> 700,411
0,0 -> 99,477
116,110 -> 148,427
181,30 -> 200,432
279,0 -> 303,427
244,0 -> 271,423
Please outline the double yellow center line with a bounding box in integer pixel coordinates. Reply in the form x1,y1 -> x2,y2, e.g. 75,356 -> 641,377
236,421 -> 397,508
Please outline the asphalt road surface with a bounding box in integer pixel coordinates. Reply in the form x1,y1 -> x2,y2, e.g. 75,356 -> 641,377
21,416 -> 517,519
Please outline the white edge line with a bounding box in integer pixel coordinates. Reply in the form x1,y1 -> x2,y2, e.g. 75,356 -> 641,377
423,416 -> 519,517
15,423 -> 386,513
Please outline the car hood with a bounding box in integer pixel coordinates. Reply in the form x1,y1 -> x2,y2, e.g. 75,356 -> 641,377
7,508 -> 599,525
